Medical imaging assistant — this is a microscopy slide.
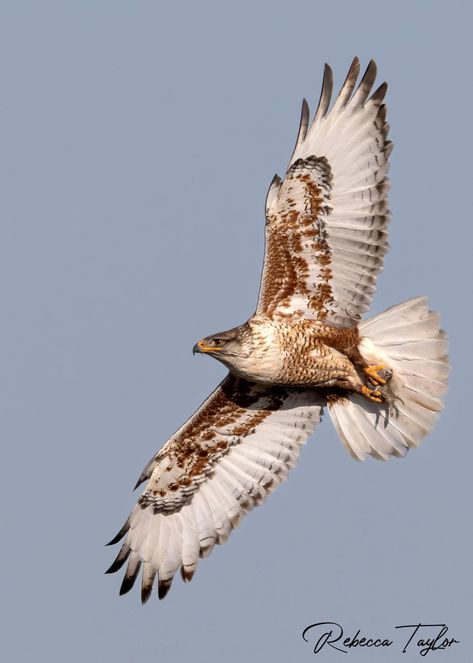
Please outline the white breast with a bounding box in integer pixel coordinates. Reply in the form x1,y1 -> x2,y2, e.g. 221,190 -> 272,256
229,320 -> 284,384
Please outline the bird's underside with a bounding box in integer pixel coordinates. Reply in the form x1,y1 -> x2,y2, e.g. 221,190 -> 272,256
194,316 -> 392,403
107,58 -> 449,602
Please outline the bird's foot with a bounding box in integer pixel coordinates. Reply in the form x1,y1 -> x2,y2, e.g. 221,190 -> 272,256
360,384 -> 385,404
363,364 -> 392,386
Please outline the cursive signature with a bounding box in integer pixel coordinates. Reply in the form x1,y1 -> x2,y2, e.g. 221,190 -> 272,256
396,624 -> 460,656
302,621 -> 459,656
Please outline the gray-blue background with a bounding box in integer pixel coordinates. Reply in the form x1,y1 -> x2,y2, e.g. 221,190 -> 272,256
1,1 -> 470,661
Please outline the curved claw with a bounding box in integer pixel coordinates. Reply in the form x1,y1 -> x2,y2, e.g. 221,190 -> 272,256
363,364 -> 390,386
360,384 -> 384,404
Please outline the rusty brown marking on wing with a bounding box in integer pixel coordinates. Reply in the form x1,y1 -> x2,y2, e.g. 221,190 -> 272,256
137,376 -> 285,514
258,156 -> 334,321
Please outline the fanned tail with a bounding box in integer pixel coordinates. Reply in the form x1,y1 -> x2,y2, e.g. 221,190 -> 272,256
328,297 -> 449,460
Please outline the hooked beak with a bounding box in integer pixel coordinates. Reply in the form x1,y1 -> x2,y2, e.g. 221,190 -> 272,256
192,340 -> 222,355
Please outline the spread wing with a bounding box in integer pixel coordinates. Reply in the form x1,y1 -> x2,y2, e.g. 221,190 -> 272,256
106,375 -> 324,602
256,58 -> 392,327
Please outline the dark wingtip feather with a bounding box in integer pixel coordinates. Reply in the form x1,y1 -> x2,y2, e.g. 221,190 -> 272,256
105,560 -> 123,575
354,59 -> 378,106
332,57 -> 362,111
347,57 -> 361,84
351,55 -> 361,69
265,173 -> 282,212
133,456 -> 156,491
298,98 -> 310,143
345,57 -> 361,88
119,577 -> 134,596
370,81 -> 388,106
141,583 -> 153,604
106,517 -> 131,546
314,63 -> 334,122
119,559 -> 142,596
270,173 -> 281,188
133,474 -> 146,491
158,577 -> 173,600
376,103 -> 387,124
141,564 -> 157,603
288,97 -> 311,165
180,565 -> 196,583
366,58 -> 378,76
105,544 -> 131,574
106,533 -> 125,547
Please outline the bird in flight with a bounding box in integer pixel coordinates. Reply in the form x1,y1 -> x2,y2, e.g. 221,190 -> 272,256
106,58 -> 448,602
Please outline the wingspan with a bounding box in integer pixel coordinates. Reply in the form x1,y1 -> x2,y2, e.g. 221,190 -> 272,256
106,375 -> 324,601
257,58 -> 392,327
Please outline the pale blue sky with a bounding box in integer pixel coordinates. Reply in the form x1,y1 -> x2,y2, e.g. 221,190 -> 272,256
1,1 -> 471,661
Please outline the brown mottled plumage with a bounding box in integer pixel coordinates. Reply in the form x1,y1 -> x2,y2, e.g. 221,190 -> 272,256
196,318 -> 365,392
107,59 -> 448,602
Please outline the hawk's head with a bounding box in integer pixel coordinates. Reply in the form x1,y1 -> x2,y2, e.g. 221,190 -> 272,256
193,324 -> 251,360
193,319 -> 282,383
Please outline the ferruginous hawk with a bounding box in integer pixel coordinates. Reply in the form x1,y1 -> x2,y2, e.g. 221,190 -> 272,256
106,58 -> 448,602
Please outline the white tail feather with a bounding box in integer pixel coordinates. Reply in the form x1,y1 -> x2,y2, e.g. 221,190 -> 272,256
328,297 -> 449,461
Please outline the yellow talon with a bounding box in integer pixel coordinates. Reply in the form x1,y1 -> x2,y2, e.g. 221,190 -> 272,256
363,364 -> 387,386
361,385 -> 384,403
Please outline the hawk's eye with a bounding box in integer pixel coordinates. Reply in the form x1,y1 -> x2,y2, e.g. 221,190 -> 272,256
212,338 -> 222,345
